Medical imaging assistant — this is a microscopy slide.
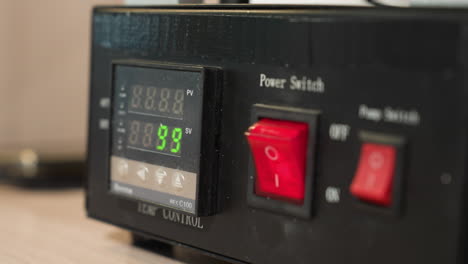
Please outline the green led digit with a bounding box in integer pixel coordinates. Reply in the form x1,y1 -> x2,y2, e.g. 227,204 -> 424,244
170,127 -> 183,153
156,125 -> 168,151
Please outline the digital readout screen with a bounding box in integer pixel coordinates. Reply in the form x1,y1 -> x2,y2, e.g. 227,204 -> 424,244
128,85 -> 185,120
110,64 -> 203,214
127,120 -> 184,157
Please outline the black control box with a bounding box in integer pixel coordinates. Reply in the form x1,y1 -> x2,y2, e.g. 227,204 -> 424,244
87,5 -> 468,264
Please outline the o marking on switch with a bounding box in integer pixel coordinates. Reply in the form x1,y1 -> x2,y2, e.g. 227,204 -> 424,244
368,151 -> 384,169
264,146 -> 279,161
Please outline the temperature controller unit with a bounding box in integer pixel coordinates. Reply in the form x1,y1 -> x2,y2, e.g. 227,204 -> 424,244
87,5 -> 468,264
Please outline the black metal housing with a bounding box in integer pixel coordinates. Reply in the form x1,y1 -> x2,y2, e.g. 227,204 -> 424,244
87,5 -> 468,264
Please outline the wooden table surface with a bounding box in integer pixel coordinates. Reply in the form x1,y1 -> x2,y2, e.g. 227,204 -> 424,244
0,184 -> 187,264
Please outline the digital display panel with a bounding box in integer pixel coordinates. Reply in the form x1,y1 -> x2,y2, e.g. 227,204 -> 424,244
127,120 -> 184,157
110,64 -> 203,214
128,85 -> 185,119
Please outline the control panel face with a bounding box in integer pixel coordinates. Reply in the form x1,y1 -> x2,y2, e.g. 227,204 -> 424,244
110,64 -> 204,214
87,6 -> 468,264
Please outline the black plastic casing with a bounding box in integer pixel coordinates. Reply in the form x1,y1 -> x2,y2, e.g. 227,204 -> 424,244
87,5 -> 468,264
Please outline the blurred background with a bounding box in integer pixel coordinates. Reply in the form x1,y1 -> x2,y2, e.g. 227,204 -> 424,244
0,0 -> 122,151
0,0 -> 122,185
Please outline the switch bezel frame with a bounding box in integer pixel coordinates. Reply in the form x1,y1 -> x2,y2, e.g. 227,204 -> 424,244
246,104 -> 320,218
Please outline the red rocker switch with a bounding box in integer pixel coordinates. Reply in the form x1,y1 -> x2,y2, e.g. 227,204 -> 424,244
245,118 -> 309,204
350,143 -> 397,207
